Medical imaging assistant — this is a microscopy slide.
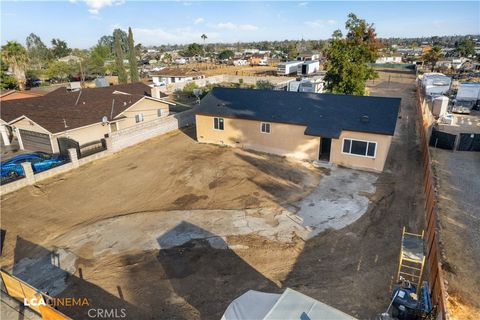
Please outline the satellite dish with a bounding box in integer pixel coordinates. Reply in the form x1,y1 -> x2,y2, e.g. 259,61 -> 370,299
101,116 -> 109,125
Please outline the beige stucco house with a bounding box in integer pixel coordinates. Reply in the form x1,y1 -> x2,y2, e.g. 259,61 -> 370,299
195,88 -> 401,172
1,83 -> 174,153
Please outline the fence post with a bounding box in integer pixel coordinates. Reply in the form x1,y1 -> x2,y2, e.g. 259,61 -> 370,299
20,162 -> 35,184
68,148 -> 79,168
104,136 -> 114,151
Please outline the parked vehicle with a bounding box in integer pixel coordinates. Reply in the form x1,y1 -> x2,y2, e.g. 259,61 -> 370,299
276,61 -> 303,76
297,60 -> 320,76
258,59 -> 268,66
1,152 -> 68,178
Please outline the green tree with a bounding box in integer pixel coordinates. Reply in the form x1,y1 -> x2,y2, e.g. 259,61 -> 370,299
323,13 -> 380,96
98,35 -> 114,55
456,39 -> 475,57
26,33 -> 50,69
50,39 -> 72,59
98,30 -> 128,56
114,29 -> 128,84
218,50 -> 234,60
162,53 -> 173,64
286,43 -> 297,60
46,61 -> 75,81
256,80 -> 275,90
183,81 -> 199,94
182,43 -> 204,57
128,27 -> 139,82
0,58 -> 17,90
423,46 -> 443,71
88,44 -> 110,75
1,41 -> 28,90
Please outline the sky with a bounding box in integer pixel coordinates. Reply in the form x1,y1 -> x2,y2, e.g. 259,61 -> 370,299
1,1 -> 479,48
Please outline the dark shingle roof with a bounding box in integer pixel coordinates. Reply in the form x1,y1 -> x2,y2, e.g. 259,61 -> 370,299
1,83 -> 162,133
196,88 -> 401,138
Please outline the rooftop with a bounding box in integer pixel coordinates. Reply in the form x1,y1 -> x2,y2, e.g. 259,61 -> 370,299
196,88 -> 401,138
1,83 -> 165,133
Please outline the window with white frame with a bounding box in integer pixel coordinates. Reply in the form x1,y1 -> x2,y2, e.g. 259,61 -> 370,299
342,138 -> 377,158
157,109 -> 166,117
213,117 -> 224,130
135,113 -> 144,123
260,122 -> 271,134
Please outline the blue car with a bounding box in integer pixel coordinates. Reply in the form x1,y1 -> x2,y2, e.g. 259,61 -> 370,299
1,152 -> 68,178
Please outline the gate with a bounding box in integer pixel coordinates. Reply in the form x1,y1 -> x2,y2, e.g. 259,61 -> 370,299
57,137 -> 80,157
457,133 -> 480,151
429,128 -> 456,150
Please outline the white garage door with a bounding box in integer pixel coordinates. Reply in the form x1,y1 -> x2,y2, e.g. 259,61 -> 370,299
19,129 -> 53,153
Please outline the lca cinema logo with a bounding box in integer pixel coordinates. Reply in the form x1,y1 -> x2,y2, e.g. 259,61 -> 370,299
24,296 -> 127,318
24,296 -> 89,308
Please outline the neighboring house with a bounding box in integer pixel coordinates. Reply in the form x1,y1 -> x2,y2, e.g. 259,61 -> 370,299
296,51 -> 322,61
249,54 -> 269,66
149,68 -> 204,86
375,55 -> 403,64
1,90 -> 45,146
436,57 -> 470,70
195,88 -> 401,172
0,83 -> 175,153
58,55 -> 81,63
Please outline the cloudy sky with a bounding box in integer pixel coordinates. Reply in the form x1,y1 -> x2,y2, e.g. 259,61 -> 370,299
1,1 -> 479,48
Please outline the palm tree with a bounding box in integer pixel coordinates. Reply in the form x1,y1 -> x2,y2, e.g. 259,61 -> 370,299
423,46 -> 443,72
201,34 -> 207,45
1,41 -> 28,90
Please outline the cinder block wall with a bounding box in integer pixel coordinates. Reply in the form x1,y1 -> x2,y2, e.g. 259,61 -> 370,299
109,110 -> 195,151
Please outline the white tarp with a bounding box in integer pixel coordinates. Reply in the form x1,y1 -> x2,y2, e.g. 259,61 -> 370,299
222,288 -> 357,320
457,83 -> 480,101
221,290 -> 280,320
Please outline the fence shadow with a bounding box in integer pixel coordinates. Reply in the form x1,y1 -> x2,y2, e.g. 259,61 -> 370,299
9,236 -> 146,319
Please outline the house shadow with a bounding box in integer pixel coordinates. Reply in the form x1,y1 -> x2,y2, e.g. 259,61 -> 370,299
0,229 -> 5,255
154,221 -> 279,319
178,124 -> 197,141
9,236 -> 147,319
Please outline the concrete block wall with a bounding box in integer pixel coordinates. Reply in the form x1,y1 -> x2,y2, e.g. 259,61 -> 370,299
1,149 -> 111,196
108,110 -> 195,152
166,75 -> 224,92
163,74 -> 293,93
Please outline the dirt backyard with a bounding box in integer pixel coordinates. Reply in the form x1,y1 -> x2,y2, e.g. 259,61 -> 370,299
431,149 -> 480,319
0,71 -> 425,320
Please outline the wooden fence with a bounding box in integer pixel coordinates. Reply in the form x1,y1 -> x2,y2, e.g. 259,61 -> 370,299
1,269 -> 71,320
416,89 -> 449,320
